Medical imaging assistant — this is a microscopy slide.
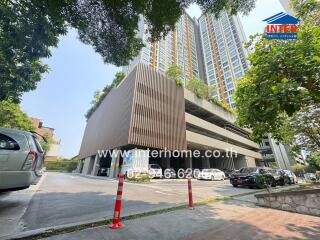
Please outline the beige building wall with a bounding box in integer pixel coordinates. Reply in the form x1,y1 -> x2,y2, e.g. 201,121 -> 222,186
79,68 -> 137,158
79,63 -> 187,159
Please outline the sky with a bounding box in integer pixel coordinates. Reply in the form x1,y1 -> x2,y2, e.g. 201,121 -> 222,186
21,0 -> 285,158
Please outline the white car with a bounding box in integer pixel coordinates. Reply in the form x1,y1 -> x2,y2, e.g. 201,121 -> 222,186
198,168 -> 225,181
148,164 -> 163,178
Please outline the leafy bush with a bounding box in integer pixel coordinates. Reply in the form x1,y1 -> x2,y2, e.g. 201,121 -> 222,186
208,97 -> 235,114
45,160 -> 78,172
186,78 -> 216,100
165,65 -> 184,87
291,164 -> 306,177
255,174 -> 275,189
126,173 -> 150,183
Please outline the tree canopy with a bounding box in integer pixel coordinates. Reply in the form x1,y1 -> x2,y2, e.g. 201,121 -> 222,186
234,0 -> 320,145
306,151 -> 320,171
85,72 -> 126,120
1,0 -> 256,103
0,98 -> 35,131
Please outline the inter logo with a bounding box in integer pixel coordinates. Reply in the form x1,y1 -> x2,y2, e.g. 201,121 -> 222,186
263,12 -> 300,40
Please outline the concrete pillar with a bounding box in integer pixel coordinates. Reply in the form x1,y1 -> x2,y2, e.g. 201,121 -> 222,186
81,157 -> 90,175
244,156 -> 256,167
109,149 -> 120,178
201,155 -> 210,169
91,155 -> 100,176
161,156 -> 170,169
184,156 -> 192,169
234,155 -> 256,169
234,155 -> 247,169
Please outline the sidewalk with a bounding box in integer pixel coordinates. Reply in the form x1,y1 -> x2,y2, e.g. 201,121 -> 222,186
42,200 -> 320,240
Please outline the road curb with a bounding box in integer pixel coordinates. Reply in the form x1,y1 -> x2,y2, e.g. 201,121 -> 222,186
7,184 -> 301,240
7,195 -> 236,240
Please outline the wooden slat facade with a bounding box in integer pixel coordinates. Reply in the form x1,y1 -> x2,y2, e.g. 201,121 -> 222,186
79,63 -> 187,159
129,64 -> 187,151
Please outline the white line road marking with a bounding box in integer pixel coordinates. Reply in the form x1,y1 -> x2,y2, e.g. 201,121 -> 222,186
155,191 -> 173,196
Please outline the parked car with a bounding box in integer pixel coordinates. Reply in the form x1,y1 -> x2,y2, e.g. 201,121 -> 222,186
163,168 -> 177,179
283,170 -> 298,184
270,169 -> 291,186
230,167 -> 276,188
198,168 -> 225,181
97,167 -> 109,176
222,169 -> 235,179
176,168 -> 194,179
304,173 -> 317,181
0,127 -> 45,192
148,164 -> 163,178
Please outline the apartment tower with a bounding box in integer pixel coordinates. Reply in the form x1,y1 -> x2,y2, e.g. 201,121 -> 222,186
124,11 -> 249,108
123,13 -> 202,86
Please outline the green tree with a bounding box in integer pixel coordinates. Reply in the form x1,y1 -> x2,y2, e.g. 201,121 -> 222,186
85,72 -> 126,119
186,78 -> 213,99
38,132 -> 55,153
306,151 -> 320,171
165,65 -> 184,86
0,98 -> 35,131
197,0 -> 256,17
1,0 -> 256,103
186,77 -> 218,101
291,164 -> 306,177
234,0 -> 320,143
289,105 -> 320,151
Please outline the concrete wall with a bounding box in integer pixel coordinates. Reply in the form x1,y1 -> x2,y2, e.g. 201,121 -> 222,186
256,189 -> 320,217
185,113 -> 259,149
186,130 -> 262,160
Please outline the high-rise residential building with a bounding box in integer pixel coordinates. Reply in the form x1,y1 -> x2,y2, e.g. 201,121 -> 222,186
123,13 -> 202,86
124,11 -> 249,108
198,12 -> 249,108
279,0 -> 296,16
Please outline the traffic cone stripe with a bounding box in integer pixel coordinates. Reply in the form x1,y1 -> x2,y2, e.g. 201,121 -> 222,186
116,195 -> 122,200
188,178 -> 194,209
109,174 -> 125,229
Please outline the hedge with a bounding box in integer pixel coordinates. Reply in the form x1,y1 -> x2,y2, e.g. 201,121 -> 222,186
45,160 -> 78,172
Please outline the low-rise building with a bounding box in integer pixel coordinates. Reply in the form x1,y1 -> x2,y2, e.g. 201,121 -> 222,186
31,118 -> 60,161
79,64 -> 262,177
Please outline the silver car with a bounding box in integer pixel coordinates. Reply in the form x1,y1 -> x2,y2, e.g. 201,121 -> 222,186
0,127 -> 45,191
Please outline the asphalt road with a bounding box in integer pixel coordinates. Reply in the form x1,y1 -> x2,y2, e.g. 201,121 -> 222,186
0,172 -> 255,238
